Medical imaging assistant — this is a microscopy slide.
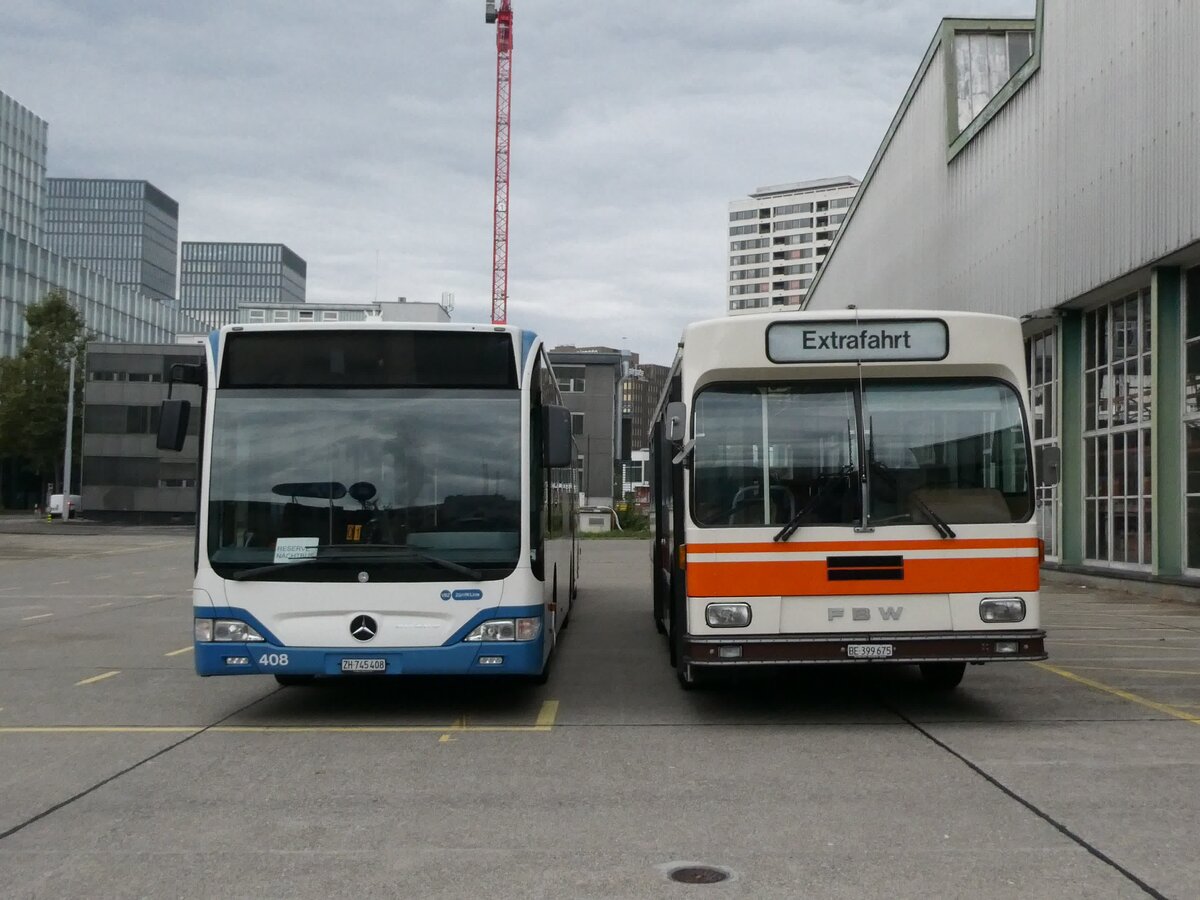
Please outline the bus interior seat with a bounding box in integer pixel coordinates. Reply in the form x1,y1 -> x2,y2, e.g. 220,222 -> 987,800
728,483 -> 794,525
908,487 -> 1011,524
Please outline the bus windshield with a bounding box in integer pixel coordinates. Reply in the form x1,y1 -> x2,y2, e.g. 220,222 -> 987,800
206,389 -> 522,581
691,379 -> 1031,528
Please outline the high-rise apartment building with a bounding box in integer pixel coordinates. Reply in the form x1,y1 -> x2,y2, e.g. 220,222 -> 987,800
726,176 -> 859,315
45,179 -> 179,303
0,91 -> 47,242
179,241 -> 306,328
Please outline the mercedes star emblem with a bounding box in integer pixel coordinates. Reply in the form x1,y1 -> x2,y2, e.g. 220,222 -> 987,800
350,614 -> 378,642
357,571 -> 369,583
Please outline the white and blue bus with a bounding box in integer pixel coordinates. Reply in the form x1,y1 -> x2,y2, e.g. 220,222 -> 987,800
158,322 -> 579,684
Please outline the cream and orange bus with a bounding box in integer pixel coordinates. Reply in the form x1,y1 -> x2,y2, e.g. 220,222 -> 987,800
649,309 -> 1054,689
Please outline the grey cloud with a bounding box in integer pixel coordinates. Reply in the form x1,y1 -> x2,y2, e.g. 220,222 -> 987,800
3,0 -> 1032,365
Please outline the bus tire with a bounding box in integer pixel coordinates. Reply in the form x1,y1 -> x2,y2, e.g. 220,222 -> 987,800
919,662 -> 966,690
527,650 -> 552,686
274,674 -> 315,687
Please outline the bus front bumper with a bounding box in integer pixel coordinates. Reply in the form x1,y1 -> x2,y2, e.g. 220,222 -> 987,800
195,636 -> 546,677
683,630 -> 1046,667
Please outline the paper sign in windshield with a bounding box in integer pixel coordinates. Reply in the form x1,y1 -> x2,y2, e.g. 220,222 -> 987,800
273,537 -> 319,564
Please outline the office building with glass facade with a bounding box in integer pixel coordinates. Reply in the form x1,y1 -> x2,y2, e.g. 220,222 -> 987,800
45,178 -> 179,303
0,91 -> 47,244
0,88 -> 203,359
803,0 -> 1200,583
179,242 -> 306,328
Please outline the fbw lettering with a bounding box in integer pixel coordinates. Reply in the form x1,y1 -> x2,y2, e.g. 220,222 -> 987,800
827,606 -> 904,622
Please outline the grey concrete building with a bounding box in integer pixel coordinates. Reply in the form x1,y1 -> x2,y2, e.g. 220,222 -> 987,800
180,241 -> 306,328
45,178 -> 179,304
237,297 -> 451,325
804,0 -> 1200,582
82,342 -> 203,523
548,346 -> 627,507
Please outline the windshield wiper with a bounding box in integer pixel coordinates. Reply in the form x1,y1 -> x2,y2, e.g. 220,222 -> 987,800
865,458 -> 956,540
774,466 -> 854,542
908,493 -> 956,540
228,546 -> 484,581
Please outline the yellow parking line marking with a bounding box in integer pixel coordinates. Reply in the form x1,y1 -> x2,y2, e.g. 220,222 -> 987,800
1033,662 -> 1200,726
1063,665 -> 1200,677
535,699 -> 559,730
1048,641 -> 1199,651
74,670 -> 121,687
21,613 -> 53,621
164,646 -> 194,657
0,700 -> 562,736
0,726 -> 198,734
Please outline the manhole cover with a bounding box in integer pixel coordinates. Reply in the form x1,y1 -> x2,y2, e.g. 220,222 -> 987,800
669,866 -> 729,885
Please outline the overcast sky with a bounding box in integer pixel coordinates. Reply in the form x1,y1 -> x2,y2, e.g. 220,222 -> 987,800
2,0 -> 1033,366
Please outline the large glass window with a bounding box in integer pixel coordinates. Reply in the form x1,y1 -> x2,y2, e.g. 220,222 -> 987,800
1185,267 -> 1200,571
691,379 -> 1031,529
207,390 -> 522,581
1084,291 -> 1152,568
1027,328 -> 1059,559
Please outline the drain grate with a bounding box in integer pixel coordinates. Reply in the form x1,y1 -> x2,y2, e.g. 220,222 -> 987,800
668,866 -> 729,885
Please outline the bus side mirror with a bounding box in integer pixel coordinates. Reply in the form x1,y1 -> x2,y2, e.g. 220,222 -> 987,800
665,401 -> 687,442
1038,445 -> 1061,487
543,405 -> 573,469
157,399 -> 191,452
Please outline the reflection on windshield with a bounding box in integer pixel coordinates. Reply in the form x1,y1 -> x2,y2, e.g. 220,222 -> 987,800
207,389 -> 521,580
691,379 -> 1031,529
692,385 -> 859,527
864,381 -> 1031,525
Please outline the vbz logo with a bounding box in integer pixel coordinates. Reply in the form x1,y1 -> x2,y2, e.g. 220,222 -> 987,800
828,606 -> 904,622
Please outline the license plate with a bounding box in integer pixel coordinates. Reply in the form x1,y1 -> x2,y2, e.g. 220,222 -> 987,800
340,658 -> 387,673
847,643 -> 894,659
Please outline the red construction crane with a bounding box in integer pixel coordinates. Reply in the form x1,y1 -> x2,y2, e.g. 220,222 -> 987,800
485,0 -> 514,325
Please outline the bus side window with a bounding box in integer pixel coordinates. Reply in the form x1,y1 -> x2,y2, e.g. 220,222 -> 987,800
529,356 -> 546,579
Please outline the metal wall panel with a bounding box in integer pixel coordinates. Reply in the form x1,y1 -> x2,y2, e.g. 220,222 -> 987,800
808,0 -> 1200,316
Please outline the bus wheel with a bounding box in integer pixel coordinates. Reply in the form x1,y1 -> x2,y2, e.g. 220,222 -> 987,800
676,662 -> 710,691
919,662 -> 966,690
274,674 -> 315,687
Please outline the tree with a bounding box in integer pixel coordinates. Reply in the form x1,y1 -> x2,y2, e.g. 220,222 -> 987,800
0,291 -> 89,495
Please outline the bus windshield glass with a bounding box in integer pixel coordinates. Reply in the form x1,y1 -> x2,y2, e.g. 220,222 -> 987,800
206,389 -> 522,581
692,379 -> 1031,528
692,384 -> 860,527
863,380 -> 1031,526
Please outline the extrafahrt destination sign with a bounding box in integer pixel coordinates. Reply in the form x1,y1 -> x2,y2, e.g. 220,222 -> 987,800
767,319 -> 948,363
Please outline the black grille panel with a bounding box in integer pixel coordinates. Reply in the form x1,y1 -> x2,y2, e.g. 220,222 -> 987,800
827,555 -> 904,581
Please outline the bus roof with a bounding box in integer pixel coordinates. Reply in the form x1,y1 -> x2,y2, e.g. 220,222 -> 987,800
670,308 -> 1028,397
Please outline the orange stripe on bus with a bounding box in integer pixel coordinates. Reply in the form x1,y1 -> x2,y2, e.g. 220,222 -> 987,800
686,538 -> 1040,555
686,556 -> 1040,598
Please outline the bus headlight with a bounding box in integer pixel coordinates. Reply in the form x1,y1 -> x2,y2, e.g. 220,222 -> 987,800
194,618 -> 265,642
979,598 -> 1026,623
463,618 -> 541,642
706,602 -> 752,627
